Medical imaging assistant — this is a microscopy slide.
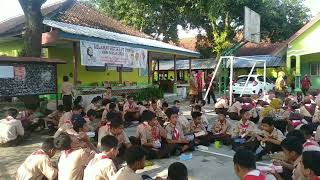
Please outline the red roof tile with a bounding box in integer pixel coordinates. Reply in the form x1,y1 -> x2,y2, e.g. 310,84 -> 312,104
235,42 -> 286,56
0,0 -> 149,38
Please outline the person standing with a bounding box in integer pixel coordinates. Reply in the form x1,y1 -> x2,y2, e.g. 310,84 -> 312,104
196,71 -> 204,101
62,76 -> 74,112
189,71 -> 198,105
301,74 -> 312,96
205,72 -> 217,104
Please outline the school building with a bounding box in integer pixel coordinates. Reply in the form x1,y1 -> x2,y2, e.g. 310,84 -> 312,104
0,0 -> 199,101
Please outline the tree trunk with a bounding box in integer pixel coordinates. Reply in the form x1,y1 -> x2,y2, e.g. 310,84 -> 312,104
19,0 -> 46,57
18,0 -> 47,107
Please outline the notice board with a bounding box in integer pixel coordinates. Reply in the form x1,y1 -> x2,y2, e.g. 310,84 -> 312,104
0,63 -> 57,97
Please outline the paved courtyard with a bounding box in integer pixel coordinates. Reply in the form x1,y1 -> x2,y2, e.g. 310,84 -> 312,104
0,102 -> 270,180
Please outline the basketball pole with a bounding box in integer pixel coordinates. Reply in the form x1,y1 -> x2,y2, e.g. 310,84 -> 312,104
203,56 -> 224,101
229,56 -> 234,106
240,62 -> 257,97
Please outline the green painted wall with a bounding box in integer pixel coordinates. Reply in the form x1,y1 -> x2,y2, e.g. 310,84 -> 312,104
48,46 -> 148,92
286,18 -> 320,89
0,40 -> 23,56
300,53 -> 320,88
287,20 -> 320,57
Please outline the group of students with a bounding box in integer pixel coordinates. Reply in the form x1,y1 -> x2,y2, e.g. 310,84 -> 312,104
2,88 -> 320,180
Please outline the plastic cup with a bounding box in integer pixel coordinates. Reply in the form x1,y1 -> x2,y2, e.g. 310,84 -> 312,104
214,141 -> 221,149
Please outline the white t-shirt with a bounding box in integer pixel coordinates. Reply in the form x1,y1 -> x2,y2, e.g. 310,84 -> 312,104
0,116 -> 24,143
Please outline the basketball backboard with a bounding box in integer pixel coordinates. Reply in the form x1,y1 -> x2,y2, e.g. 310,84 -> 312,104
244,6 -> 260,43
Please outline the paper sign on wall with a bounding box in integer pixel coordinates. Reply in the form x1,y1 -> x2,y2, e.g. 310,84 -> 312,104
14,65 -> 26,81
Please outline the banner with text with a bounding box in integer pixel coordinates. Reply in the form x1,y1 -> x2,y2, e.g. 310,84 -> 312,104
80,40 -> 147,68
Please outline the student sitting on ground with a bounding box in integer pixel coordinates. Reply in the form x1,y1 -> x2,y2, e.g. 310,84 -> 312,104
255,117 -> 285,161
312,100 -> 320,127
54,114 -> 97,152
103,87 -> 112,101
83,135 -> 118,180
210,113 -> 232,145
83,109 -> 97,132
86,97 -> 100,114
155,162 -> 188,180
193,104 -> 209,130
18,107 -> 44,132
301,151 -> 320,180
300,124 -> 319,151
165,108 -> 194,155
272,137 -> 305,180
45,105 -> 64,133
300,98 -> 315,123
228,97 -> 243,120
0,108 -> 24,147
135,110 -> 172,159
55,133 -> 95,180
232,110 -> 257,152
233,149 -> 266,180
168,162 -> 188,180
214,95 -> 229,116
316,126 -> 320,142
189,111 -> 210,146
98,116 -> 131,156
288,101 -> 306,129
58,105 -> 83,128
113,146 -> 146,180
157,101 -> 169,126
149,99 -> 162,117
123,95 -> 140,125
262,98 -> 290,134
16,138 -> 57,180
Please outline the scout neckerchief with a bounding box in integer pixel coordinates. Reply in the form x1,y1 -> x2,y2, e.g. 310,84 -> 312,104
240,120 -> 249,133
172,124 -> 180,140
151,126 -> 159,141
215,120 -> 225,134
32,149 -> 46,155
64,148 -> 73,157
266,128 -> 276,139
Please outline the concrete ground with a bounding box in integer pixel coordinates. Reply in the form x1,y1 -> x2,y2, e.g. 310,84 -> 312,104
0,101 -> 270,180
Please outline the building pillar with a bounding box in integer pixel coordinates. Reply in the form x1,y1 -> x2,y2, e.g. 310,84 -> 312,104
147,52 -> 152,84
286,55 -> 291,71
72,42 -> 78,86
295,55 -> 301,90
173,55 -> 177,83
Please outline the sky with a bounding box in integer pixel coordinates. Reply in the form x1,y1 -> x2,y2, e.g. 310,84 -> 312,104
0,0 -> 320,38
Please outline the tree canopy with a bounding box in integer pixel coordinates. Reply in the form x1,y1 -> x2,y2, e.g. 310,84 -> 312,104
88,0 -> 310,57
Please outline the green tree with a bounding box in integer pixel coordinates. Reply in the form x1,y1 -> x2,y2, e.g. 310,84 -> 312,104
18,0 -> 47,57
87,0 -> 309,57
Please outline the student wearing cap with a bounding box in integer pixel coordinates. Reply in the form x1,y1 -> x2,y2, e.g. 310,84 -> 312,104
16,138 -> 57,180
83,135 -> 119,180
